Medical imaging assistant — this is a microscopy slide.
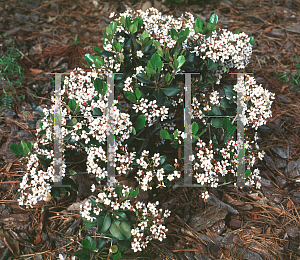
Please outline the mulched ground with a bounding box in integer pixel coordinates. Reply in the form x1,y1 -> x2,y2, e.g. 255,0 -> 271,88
0,0 -> 300,259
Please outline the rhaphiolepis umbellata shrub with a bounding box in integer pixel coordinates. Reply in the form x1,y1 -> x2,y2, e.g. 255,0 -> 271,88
10,7 -> 275,260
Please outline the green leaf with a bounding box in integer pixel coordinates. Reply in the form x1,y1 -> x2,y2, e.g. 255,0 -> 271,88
222,118 -> 231,133
106,26 -> 113,36
191,122 -> 199,135
94,78 -> 103,93
211,106 -> 222,116
86,236 -> 96,251
97,238 -> 106,251
211,118 -> 223,128
135,88 -> 141,100
114,212 -> 128,221
112,245 -> 118,254
84,219 -> 97,230
150,54 -> 162,71
112,252 -> 122,260
125,17 -> 131,29
115,186 -> 123,196
209,14 -> 218,24
132,127 -> 136,135
161,164 -> 175,174
93,46 -> 102,54
174,129 -> 178,139
73,250 -> 90,260
99,213 -> 112,233
68,99 -> 76,112
142,30 -> 149,40
170,28 -> 178,41
119,221 -> 132,240
9,144 -> 24,155
177,55 -> 185,69
135,114 -> 146,131
249,36 -> 255,45
159,155 -> 167,165
160,130 -> 171,140
27,141 -> 33,152
129,188 -> 139,198
117,240 -> 130,253
68,169 -> 77,175
244,169 -> 251,179
136,73 -> 154,85
20,141 -> 30,155
120,16 -> 125,26
84,54 -> 95,64
129,24 -> 137,34
74,103 -> 80,115
229,125 -> 236,136
124,91 -> 137,103
195,18 -> 204,29
160,84 -> 182,97
110,220 -> 126,240
207,59 -> 219,71
82,238 -> 91,249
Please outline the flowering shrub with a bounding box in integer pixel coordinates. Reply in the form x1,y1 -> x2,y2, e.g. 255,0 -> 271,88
10,7 -> 276,259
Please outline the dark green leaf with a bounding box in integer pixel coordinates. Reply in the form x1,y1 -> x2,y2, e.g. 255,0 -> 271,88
150,54 -> 162,71
110,220 -> 126,240
10,144 -> 24,155
195,18 -> 203,29
97,238 -> 106,251
160,84 -> 182,97
68,99 -> 76,112
93,46 -> 102,54
136,73 -> 153,85
222,118 -> 231,133
100,50 -> 115,58
124,91 -> 137,103
135,88 -> 141,100
84,54 -> 94,64
115,186 -> 123,196
159,155 -> 167,165
125,17 -> 131,29
211,118 -> 223,128
207,59 -> 219,71
117,240 -> 130,253
119,221 -> 132,240
112,252 -> 122,260
99,213 -> 111,233
129,188 -> 139,198
135,114 -> 146,131
244,169 -> 251,178
73,250 -> 90,260
161,164 -> 175,174
211,106 -> 223,116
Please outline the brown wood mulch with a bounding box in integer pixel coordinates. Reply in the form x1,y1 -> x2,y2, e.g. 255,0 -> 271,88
0,0 -> 300,259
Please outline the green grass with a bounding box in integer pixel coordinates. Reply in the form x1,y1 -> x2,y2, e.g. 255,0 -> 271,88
274,54 -> 300,93
0,34 -> 25,114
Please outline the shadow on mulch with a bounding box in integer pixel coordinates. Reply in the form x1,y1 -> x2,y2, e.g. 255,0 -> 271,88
0,0 -> 300,259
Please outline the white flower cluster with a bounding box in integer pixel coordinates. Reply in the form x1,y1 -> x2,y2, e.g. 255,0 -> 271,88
79,184 -> 171,252
234,75 -> 276,130
132,98 -> 170,127
107,7 -> 252,85
134,150 -> 181,191
131,201 -> 171,252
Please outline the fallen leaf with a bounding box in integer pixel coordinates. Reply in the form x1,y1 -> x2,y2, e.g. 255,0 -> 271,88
28,68 -> 43,77
264,26 -> 274,33
232,235 -> 244,246
0,228 -> 20,256
287,200 -> 294,209
34,233 -> 42,244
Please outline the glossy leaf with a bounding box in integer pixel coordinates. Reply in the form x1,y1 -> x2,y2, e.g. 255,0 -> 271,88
177,55 -> 185,69
84,54 -> 94,64
209,14 -> 218,24
195,18 -> 203,29
99,213 -> 111,233
191,122 -> 199,135
159,155 -> 167,165
161,164 -> 175,174
97,238 -> 106,251
244,169 -> 251,178
160,84 -> 181,97
110,220 -> 126,240
135,88 -> 141,100
135,114 -> 146,131
150,54 -> 162,71
160,129 -> 171,140
119,221 -> 132,240
207,59 -> 219,71
124,91 -> 137,103
174,129 -> 178,139
68,99 -> 76,112
222,118 -> 231,133
129,188 -> 139,198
